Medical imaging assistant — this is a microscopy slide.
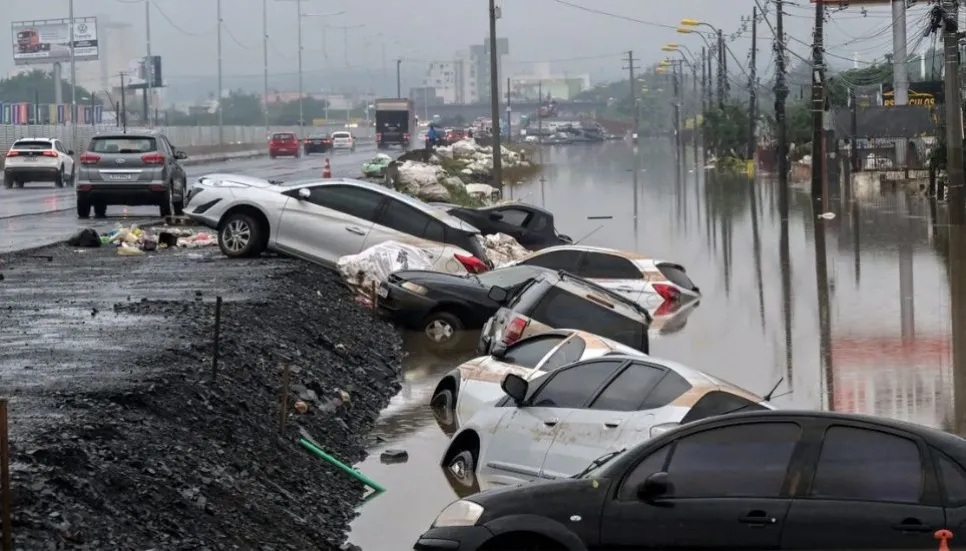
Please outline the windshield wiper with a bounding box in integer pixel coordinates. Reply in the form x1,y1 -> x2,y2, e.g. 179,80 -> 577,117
572,448 -> 626,479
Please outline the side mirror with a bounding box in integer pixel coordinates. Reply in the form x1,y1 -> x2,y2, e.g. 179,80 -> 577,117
501,373 -> 528,405
649,422 -> 680,438
175,150 -> 188,160
636,472 -> 671,501
490,344 -> 507,360
488,212 -> 504,221
67,149 -> 74,155
487,285 -> 509,304
298,187 -> 311,200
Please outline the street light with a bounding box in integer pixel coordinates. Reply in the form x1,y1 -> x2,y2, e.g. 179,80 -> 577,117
681,18 -> 725,106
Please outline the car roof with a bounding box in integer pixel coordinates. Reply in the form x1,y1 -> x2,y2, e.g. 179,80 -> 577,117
482,202 -> 553,217
283,178 -> 481,232
534,244 -> 651,262
331,130 -> 351,135
595,353 -> 763,400
91,133 -> 157,140
198,173 -> 279,187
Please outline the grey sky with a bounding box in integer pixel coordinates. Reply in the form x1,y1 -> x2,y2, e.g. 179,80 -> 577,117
2,0 -> 933,91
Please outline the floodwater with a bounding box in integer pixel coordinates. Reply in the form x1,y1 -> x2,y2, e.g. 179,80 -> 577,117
349,140 -> 963,549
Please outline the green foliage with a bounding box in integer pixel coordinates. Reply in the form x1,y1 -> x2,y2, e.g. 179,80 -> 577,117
0,69 -> 101,105
702,102 -> 750,159
164,90 -> 332,126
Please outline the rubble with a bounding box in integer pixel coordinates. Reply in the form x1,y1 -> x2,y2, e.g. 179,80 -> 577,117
337,241 -> 470,303
481,233 -> 531,267
67,224 -> 218,254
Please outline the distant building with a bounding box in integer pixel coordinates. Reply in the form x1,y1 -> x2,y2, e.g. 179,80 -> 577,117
468,38 -> 508,103
76,18 -> 137,94
508,63 -> 590,101
422,61 -> 465,104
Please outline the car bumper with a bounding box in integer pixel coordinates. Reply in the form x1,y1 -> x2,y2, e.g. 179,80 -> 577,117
413,526 -> 494,551
76,182 -> 171,205
4,166 -> 60,181
376,283 -> 437,329
332,143 -> 354,149
270,148 -> 299,156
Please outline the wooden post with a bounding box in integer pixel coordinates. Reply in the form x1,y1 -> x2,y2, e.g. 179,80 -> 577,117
1,399 -> 12,551
278,364 -> 290,434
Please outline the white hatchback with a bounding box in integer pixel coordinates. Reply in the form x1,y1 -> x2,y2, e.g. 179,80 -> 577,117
3,137 -> 75,189
330,131 -> 355,151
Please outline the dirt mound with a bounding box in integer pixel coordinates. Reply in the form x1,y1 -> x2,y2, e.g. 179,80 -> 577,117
2,246 -> 404,549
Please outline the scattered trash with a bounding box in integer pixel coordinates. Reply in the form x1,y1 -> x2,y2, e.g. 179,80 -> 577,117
294,400 -> 309,414
67,228 -> 102,248
380,449 -> 409,464
88,224 -> 218,255
818,212 -> 836,220
481,233 -> 530,267
361,153 -> 392,178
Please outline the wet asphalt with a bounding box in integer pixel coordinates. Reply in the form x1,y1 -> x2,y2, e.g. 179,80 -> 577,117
0,144 -> 379,253
348,140 -> 959,549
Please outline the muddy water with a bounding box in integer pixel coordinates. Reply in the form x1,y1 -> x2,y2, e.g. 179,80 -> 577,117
349,140 -> 957,549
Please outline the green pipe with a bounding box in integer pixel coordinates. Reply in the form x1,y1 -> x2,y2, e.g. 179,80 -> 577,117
299,438 -> 387,493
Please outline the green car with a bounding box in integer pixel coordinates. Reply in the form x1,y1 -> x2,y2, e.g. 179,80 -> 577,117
361,153 -> 392,178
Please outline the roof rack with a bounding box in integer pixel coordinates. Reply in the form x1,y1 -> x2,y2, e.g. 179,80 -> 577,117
555,270 -> 654,323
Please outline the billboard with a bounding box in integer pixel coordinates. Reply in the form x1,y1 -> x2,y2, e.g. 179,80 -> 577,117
11,17 -> 98,66
882,81 -> 944,106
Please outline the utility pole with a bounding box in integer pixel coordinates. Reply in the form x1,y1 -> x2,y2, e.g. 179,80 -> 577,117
892,0 -> 909,106
216,0 -> 224,144
944,0 -> 965,220
748,7 -> 757,162
717,30 -> 725,108
119,72 -> 128,133
623,51 -> 640,138
506,76 -> 512,144
701,47 -> 708,114
68,0 -> 77,149
775,0 -> 789,195
537,80 -> 543,138
396,59 -> 402,97
672,61 -> 682,166
488,0 -> 504,191
263,0 -> 270,129
810,0 -> 825,201
691,59 -> 698,165
849,87 -> 858,171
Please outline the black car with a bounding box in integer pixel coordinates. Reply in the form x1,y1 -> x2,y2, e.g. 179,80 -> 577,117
303,134 -> 332,154
377,265 -> 553,351
445,203 -> 572,251
416,409 -> 966,551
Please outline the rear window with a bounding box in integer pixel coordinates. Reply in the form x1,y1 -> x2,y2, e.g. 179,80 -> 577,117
657,263 -> 696,291
89,137 -> 157,153
12,140 -> 53,150
332,132 -> 351,138
680,391 -> 767,425
272,133 -> 295,140
529,286 -> 648,352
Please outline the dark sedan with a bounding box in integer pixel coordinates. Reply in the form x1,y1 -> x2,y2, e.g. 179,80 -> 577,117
376,265 -> 552,351
444,203 -> 572,251
303,134 -> 332,154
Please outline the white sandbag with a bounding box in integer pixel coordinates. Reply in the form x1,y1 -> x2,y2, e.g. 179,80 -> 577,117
481,233 -> 530,267
337,240 -> 469,295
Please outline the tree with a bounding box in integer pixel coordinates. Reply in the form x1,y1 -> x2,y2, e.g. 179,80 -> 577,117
702,102 -> 750,159
221,91 -> 264,125
0,69 -> 101,104
270,97 -> 329,126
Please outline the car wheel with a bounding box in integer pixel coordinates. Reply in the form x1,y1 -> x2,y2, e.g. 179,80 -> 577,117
422,311 -> 464,351
77,196 -> 92,218
159,195 -> 172,217
2,174 -> 12,189
218,212 -> 263,258
93,203 -> 107,218
54,167 -> 64,188
16,181 -> 24,188
67,167 -> 75,187
446,449 -> 478,489
430,388 -> 457,434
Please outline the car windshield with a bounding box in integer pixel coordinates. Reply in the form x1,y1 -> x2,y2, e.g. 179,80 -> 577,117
332,132 -> 351,138
12,140 -> 53,150
475,265 -> 545,288
308,134 -> 327,139
272,133 -> 295,140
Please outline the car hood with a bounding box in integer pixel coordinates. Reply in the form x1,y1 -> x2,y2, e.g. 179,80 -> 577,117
472,478 -> 610,520
458,357 -> 531,385
392,270 -> 480,288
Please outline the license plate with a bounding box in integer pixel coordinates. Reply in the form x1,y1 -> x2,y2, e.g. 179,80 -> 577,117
22,157 -> 36,162
104,173 -> 134,181
376,285 -> 389,299
313,140 -> 321,144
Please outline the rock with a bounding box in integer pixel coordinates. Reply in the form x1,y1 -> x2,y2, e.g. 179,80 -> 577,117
415,182 -> 452,201
380,449 -> 409,464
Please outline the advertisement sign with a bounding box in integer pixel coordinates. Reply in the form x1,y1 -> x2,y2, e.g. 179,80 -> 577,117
882,81 -> 944,106
12,17 -> 98,66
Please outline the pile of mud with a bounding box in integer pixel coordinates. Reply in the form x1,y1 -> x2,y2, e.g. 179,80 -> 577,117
1,245 -> 404,549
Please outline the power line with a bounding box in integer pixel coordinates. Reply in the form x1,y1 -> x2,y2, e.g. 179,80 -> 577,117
150,0 -> 213,36
544,0 -> 679,30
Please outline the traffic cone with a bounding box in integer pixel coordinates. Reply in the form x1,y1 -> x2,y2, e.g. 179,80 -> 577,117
322,158 -> 332,178
936,529 -> 953,551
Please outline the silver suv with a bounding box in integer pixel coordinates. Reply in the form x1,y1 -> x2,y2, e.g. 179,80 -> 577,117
75,133 -> 189,218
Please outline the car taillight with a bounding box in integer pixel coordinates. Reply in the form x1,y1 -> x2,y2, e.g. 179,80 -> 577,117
5,151 -> 18,157
454,253 -> 488,274
79,152 -> 101,164
42,150 -> 57,157
653,299 -> 679,317
141,153 -> 165,164
376,133 -> 382,140
403,133 -> 410,140
304,139 -> 311,143
502,317 -> 528,345
652,283 -> 681,302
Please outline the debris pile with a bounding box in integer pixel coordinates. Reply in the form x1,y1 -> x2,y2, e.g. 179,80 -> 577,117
434,139 -> 531,177
67,224 -> 217,255
481,233 -> 531,267
360,153 -> 393,178
337,240 -> 471,303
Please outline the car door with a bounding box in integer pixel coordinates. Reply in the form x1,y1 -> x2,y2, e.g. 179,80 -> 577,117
933,449 -> 966,535
540,361 -> 666,479
482,359 -> 624,481
161,136 -> 186,190
781,424 -> 945,550
576,252 -> 652,306
276,184 -> 386,265
517,248 -> 583,273
485,206 -> 531,242
600,421 -> 802,550
368,197 -> 449,256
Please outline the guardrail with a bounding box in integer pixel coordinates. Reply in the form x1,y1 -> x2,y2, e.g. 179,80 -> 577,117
0,124 -> 375,152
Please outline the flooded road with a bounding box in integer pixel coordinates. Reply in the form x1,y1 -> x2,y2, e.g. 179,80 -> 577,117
350,140 -> 958,549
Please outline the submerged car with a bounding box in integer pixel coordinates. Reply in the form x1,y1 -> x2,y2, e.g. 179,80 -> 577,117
378,265 -> 553,351
441,354 -> 773,491
444,203 -> 571,251
422,410 -> 960,551
511,245 -> 700,309
431,329 -> 647,430
185,175 -> 490,271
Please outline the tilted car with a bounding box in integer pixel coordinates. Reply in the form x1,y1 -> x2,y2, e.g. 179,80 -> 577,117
444,203 -> 572,251
3,137 -> 75,189
420,410 -> 964,551
185,175 -> 490,271
510,244 -> 700,309
478,270 -> 652,355
431,329 -> 648,430
377,265 -> 554,351
75,133 -> 189,218
440,354 -> 773,492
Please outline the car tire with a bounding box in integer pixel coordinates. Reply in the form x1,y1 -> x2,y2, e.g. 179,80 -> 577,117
160,196 -> 172,217
422,311 -> 464,351
67,167 -> 75,187
54,167 -> 64,188
445,449 -> 478,490
2,174 -> 12,189
93,203 -> 107,218
77,196 -> 92,218
218,212 -> 263,258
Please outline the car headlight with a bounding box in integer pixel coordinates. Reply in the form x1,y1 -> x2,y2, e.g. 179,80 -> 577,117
401,281 -> 428,295
432,499 -> 484,528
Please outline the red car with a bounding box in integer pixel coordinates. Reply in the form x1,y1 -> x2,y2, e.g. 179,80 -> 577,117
269,132 -> 300,158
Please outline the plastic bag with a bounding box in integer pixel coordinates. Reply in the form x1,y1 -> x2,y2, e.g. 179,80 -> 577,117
337,240 -> 469,296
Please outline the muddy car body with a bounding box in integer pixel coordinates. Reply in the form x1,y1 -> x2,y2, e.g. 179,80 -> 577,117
440,354 -> 774,491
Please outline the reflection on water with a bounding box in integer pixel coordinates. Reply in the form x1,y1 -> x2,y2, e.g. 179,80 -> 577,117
350,141 -> 965,550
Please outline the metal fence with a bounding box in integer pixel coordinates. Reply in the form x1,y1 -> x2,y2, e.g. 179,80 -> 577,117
0,123 -> 373,152
832,105 -> 939,170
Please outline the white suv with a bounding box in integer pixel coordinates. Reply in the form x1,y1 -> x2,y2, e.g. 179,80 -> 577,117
3,138 -> 75,189
330,131 -> 355,151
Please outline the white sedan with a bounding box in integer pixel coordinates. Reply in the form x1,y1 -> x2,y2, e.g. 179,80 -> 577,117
441,354 -> 773,491
509,245 -> 700,309
430,329 -> 647,430
185,174 -> 490,272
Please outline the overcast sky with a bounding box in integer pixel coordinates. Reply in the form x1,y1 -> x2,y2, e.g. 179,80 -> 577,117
1,0 -> 938,90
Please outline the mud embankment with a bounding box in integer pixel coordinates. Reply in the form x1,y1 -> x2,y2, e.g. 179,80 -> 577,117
0,244 -> 403,548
